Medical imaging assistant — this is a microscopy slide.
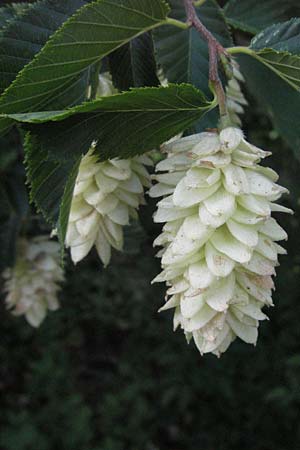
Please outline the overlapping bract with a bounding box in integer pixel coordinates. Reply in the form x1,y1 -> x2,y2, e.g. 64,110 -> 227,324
2,236 -> 64,327
226,64 -> 248,126
150,127 -> 290,356
66,145 -> 151,266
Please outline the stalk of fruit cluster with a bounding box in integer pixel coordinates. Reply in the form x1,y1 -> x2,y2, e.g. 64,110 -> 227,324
150,127 -> 290,356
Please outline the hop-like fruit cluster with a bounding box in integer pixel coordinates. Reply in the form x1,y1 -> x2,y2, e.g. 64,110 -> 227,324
150,127 -> 290,356
226,64 -> 248,127
66,145 -> 152,266
2,236 -> 64,327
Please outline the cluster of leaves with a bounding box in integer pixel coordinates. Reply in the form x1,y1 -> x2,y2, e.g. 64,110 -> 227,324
0,0 -> 300,266
1,110 -> 300,448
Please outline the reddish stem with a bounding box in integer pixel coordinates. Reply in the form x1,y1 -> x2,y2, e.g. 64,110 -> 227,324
183,0 -> 228,116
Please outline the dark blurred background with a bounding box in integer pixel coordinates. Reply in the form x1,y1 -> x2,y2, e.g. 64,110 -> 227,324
0,1 -> 300,450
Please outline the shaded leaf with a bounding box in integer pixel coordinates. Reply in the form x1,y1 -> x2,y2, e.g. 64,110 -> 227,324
238,54 -> 300,159
0,0 -> 170,135
0,0 -> 89,96
0,135 -> 28,269
0,3 -> 29,30
248,19 -> 300,91
6,84 -> 214,161
109,32 -> 160,91
251,18 -> 300,54
224,0 -> 300,34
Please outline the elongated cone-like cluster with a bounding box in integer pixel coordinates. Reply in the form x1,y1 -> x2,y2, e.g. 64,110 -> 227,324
2,236 -> 64,327
150,127 -> 291,356
226,64 -> 248,127
66,145 -> 152,266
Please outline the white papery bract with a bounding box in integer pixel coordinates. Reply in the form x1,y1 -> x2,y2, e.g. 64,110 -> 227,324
226,64 -> 248,127
2,236 -> 64,327
150,127 -> 290,356
66,145 -> 151,266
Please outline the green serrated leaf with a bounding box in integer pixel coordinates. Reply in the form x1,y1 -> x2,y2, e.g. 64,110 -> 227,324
251,18 -> 300,54
247,19 -> 300,92
253,49 -> 300,91
0,0 -> 89,96
224,0 -> 300,34
5,84 -> 214,161
238,53 -> 300,159
0,0 -> 91,136
0,3 -> 29,30
58,157 -> 81,252
0,0 -> 170,135
24,132 -> 80,253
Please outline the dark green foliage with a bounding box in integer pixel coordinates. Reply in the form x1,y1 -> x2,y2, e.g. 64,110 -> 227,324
224,0 -> 300,34
109,32 -> 160,90
0,0 -> 92,135
0,0 -> 170,135
251,17 -> 300,54
238,54 -> 300,159
248,19 -> 300,91
0,130 -> 28,270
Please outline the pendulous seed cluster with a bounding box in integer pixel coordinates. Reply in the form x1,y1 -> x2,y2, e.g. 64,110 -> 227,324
66,145 -> 152,266
150,127 -> 290,356
2,236 -> 64,327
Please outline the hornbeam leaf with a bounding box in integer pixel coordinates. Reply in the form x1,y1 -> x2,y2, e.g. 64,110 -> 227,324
109,32 -> 160,90
0,0 -> 89,95
5,84 -> 214,161
251,49 -> 300,91
224,0 -> 300,34
251,18 -> 300,55
0,0 -> 170,135
0,0 -> 91,136
238,54 -> 300,159
0,3 -> 29,30
248,19 -> 300,92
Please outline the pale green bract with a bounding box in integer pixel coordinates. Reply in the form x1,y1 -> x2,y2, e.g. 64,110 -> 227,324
226,64 -> 248,127
2,237 -> 64,327
150,127 -> 290,356
66,145 -> 152,266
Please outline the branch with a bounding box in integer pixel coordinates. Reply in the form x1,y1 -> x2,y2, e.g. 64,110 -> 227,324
183,0 -> 228,117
